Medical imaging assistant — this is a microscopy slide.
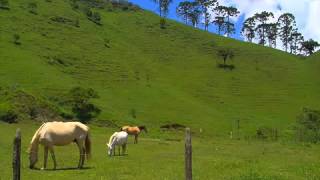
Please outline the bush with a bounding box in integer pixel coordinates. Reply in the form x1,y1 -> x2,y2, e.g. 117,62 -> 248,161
256,126 -> 278,141
160,18 -> 166,29
0,104 -> 18,123
68,87 -> 101,123
0,0 -> 9,10
295,108 -> 320,143
85,8 -> 102,25
13,34 -> 21,45
217,49 -> 235,70
28,2 -> 37,15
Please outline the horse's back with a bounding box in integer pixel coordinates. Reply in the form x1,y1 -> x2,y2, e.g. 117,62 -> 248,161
39,121 -> 89,146
121,126 -> 140,134
113,131 -> 128,145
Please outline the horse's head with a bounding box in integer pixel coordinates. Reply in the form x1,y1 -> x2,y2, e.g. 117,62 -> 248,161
107,143 -> 113,156
28,147 -> 38,169
139,126 -> 148,133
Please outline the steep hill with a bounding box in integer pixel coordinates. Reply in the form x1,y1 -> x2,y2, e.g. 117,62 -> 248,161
0,0 -> 319,136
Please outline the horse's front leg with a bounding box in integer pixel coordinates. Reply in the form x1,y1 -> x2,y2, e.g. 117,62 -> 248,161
134,134 -> 138,144
122,144 -> 127,155
42,146 -> 48,170
49,147 -> 57,170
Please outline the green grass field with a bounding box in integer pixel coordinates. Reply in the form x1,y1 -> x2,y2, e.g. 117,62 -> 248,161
1,0 -> 320,179
1,121 -> 320,180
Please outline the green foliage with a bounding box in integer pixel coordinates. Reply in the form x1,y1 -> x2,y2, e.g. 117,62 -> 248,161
28,2 -> 37,15
217,48 -> 235,69
256,126 -> 279,141
13,34 -> 21,45
85,8 -> 102,25
295,108 -> 320,143
68,87 -> 101,123
0,0 -> 9,10
301,39 -> 320,56
277,13 -> 296,52
0,103 -> 17,123
0,0 -> 319,139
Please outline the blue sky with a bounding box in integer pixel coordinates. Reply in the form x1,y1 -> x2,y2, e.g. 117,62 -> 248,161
128,0 -> 244,40
128,0 -> 320,46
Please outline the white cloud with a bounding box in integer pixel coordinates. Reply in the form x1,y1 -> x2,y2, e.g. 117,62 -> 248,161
217,0 -> 320,43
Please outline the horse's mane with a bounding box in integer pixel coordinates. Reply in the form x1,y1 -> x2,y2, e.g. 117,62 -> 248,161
107,132 -> 118,147
29,123 -> 47,152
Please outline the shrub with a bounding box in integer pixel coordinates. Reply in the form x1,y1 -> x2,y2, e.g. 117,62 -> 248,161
0,104 -> 18,123
68,87 -> 101,123
295,108 -> 320,143
28,2 -> 37,15
84,8 -> 102,25
160,18 -> 166,29
13,34 -> 21,45
0,0 -> 9,10
256,126 -> 278,141
217,49 -> 235,70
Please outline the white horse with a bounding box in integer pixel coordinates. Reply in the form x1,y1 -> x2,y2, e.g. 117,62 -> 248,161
28,121 -> 91,170
106,131 -> 128,156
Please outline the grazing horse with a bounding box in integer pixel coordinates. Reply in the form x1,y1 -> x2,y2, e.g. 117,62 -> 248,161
28,121 -> 91,170
106,131 -> 128,156
120,125 -> 147,144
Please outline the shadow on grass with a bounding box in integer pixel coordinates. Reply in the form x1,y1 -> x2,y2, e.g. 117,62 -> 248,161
31,167 -> 92,171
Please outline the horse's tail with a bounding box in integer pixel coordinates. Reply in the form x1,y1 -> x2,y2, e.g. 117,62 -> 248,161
85,132 -> 91,160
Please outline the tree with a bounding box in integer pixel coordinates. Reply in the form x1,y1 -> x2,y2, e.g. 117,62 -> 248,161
151,0 -> 173,28
253,11 -> 274,46
213,6 -> 226,35
241,17 -> 256,43
217,6 -> 239,37
68,87 -> 101,123
289,29 -> 304,55
196,0 -> 218,31
176,1 -> 192,25
187,2 -> 202,28
265,23 -> 278,48
301,39 -> 320,56
217,49 -> 234,69
13,34 -> 21,45
277,13 -> 296,52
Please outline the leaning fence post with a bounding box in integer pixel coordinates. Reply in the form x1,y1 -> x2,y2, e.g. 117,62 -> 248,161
13,129 -> 21,180
185,128 -> 192,180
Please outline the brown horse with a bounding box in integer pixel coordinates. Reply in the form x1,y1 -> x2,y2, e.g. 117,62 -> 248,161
120,125 -> 147,144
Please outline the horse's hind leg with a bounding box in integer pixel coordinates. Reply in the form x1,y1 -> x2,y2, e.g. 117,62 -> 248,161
49,147 -> 57,170
42,146 -> 48,170
76,141 -> 84,168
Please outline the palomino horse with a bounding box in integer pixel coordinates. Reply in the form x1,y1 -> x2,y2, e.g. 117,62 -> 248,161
106,131 -> 128,156
28,121 -> 91,170
120,125 -> 147,144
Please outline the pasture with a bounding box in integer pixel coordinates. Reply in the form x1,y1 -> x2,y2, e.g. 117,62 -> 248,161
1,121 -> 320,180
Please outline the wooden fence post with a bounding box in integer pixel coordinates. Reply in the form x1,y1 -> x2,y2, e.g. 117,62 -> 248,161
13,129 -> 21,180
185,128 -> 192,180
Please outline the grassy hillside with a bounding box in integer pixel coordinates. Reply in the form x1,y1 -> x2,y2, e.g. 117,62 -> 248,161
0,0 -> 319,137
